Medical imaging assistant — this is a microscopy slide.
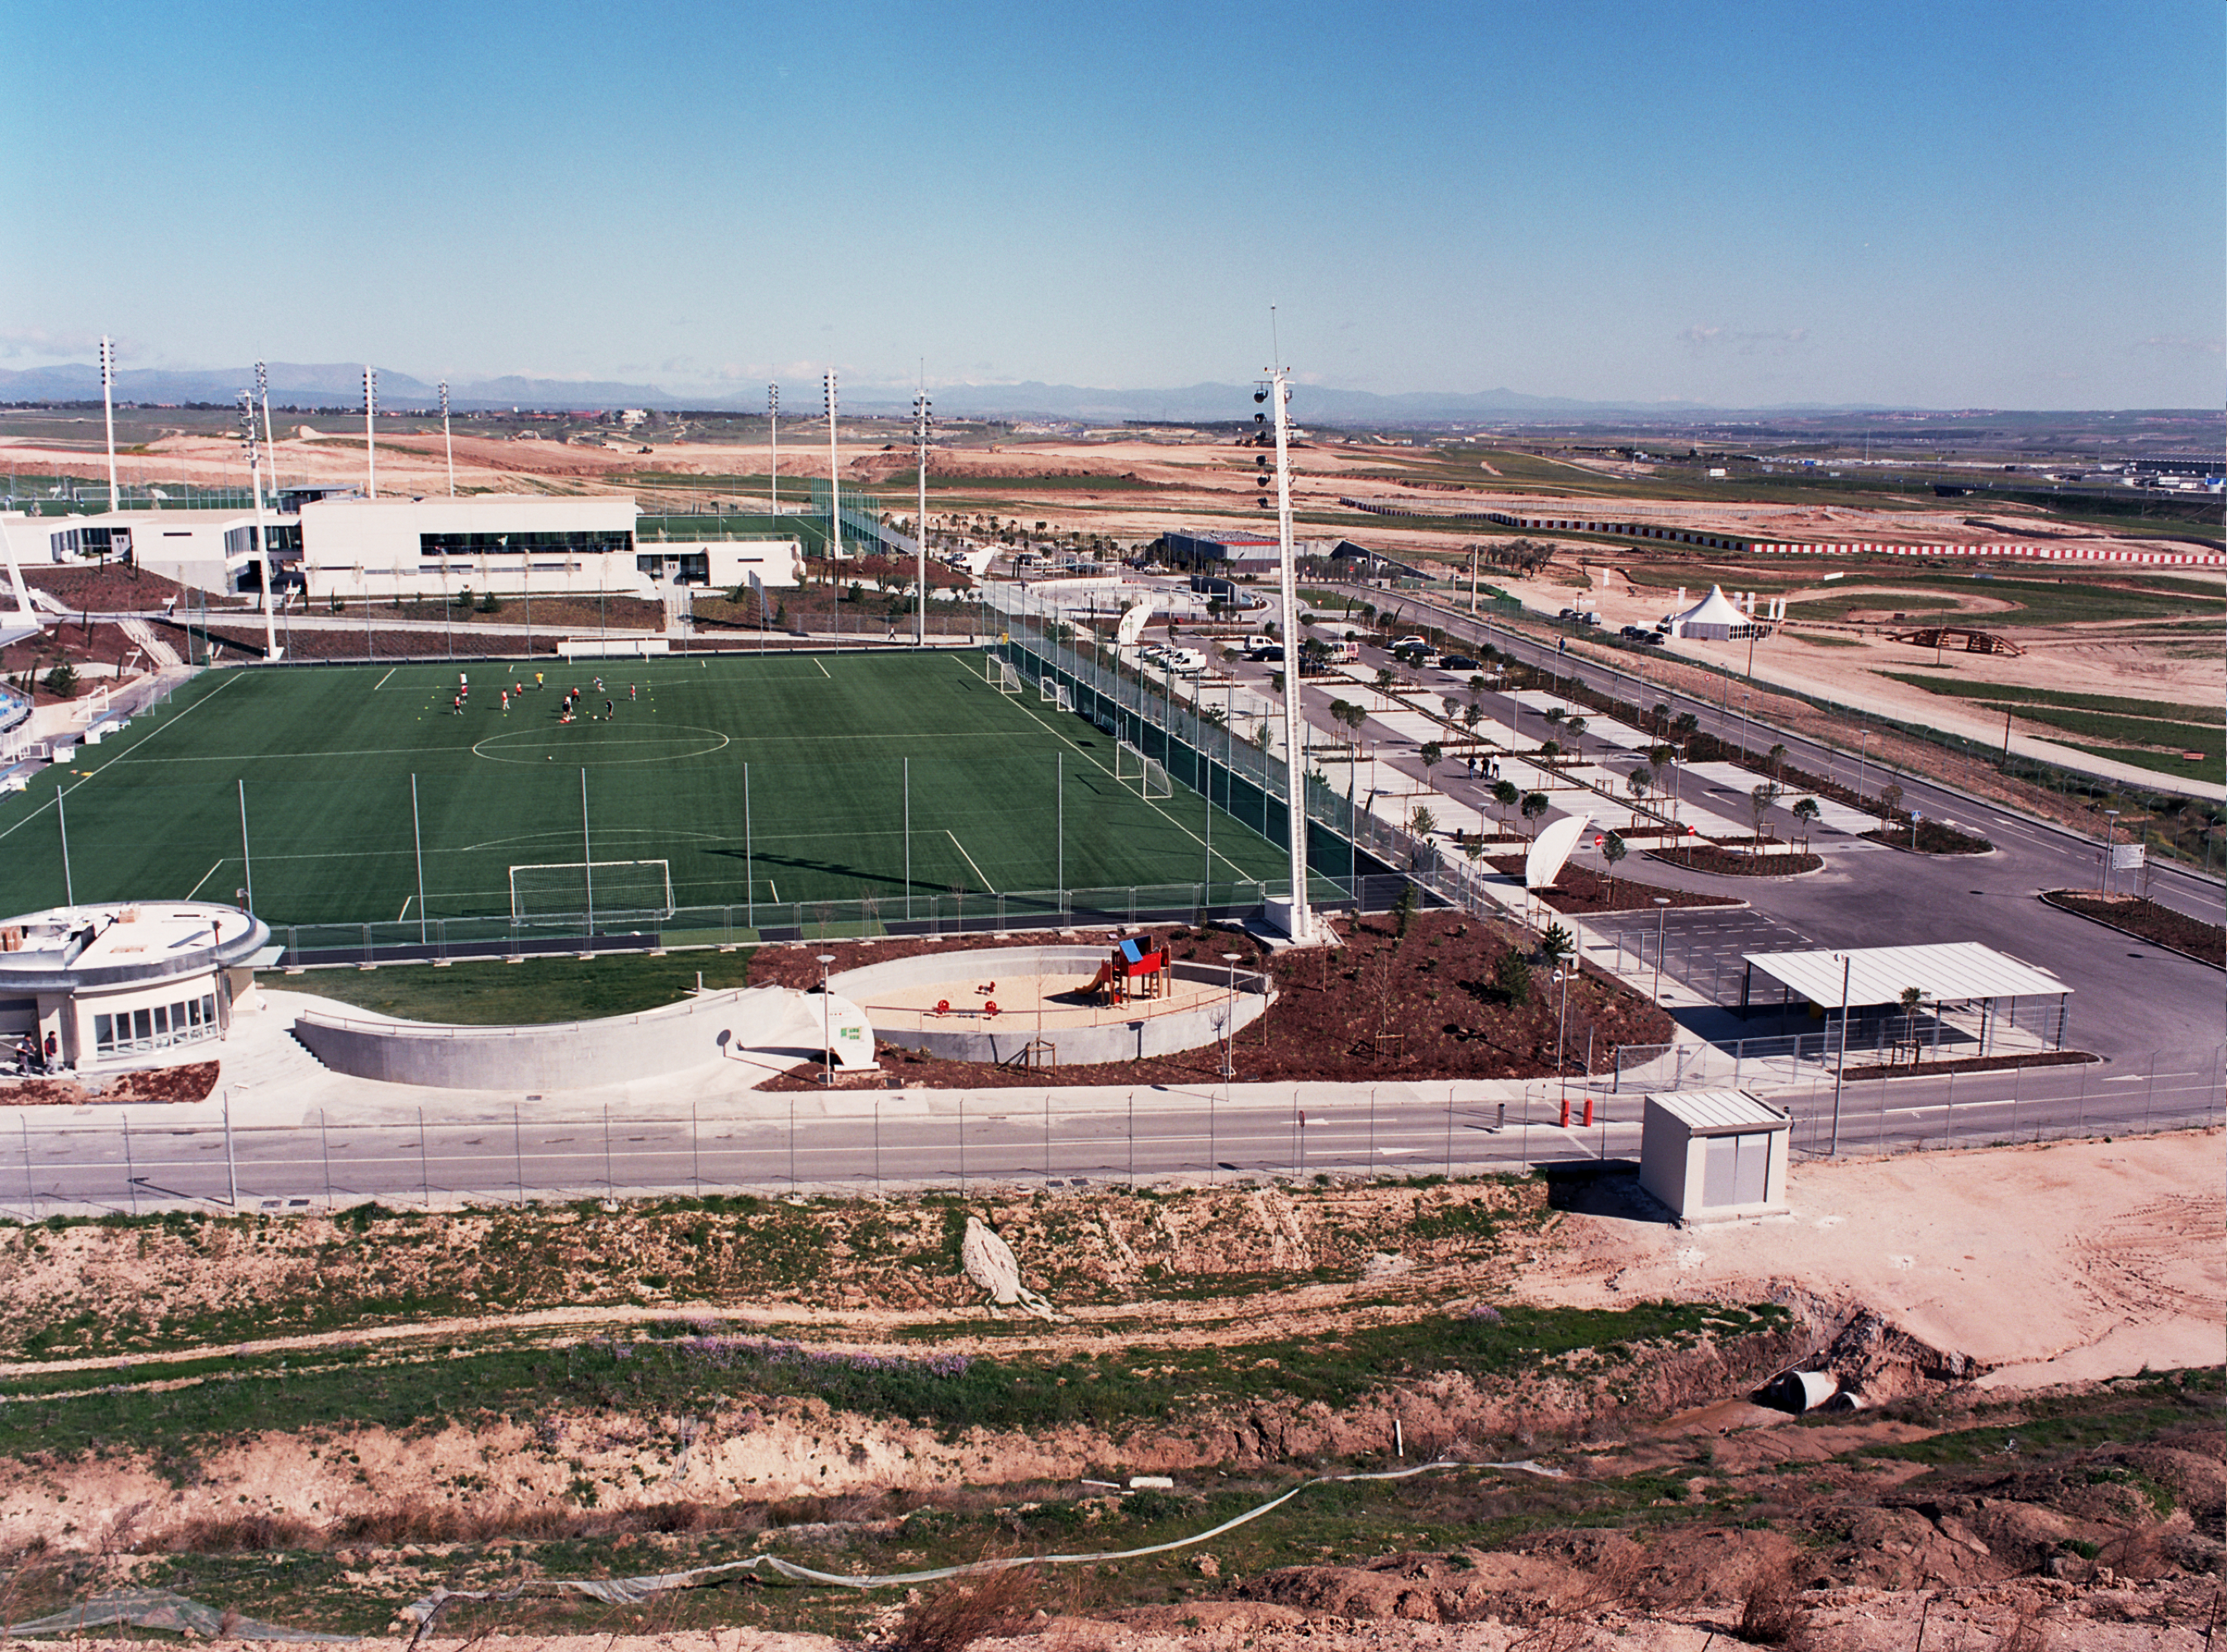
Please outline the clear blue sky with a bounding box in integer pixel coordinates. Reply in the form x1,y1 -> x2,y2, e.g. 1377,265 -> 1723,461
4,0 -> 2219,407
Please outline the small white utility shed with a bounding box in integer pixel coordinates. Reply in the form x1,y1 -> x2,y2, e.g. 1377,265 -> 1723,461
1640,1090 -> 1791,1222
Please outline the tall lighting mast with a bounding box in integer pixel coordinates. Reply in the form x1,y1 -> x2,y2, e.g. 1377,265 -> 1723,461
255,361 -> 276,496
439,379 -> 456,496
1257,363 -> 1313,944
240,392 -> 278,659
99,337 -> 121,515
767,382 -> 779,513
362,367 -> 378,497
913,385 -> 932,647
822,372 -> 843,565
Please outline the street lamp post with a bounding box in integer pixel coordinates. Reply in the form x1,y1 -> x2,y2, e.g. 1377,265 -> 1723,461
817,953 -> 837,1086
2101,809 -> 2120,895
1829,952 -> 1852,1156
1652,895 -> 1670,1005
1552,966 -> 1571,1126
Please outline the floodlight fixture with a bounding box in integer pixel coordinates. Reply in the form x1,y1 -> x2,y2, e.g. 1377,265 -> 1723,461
767,382 -> 780,513
439,379 -> 455,496
363,367 -> 378,497
98,336 -> 121,514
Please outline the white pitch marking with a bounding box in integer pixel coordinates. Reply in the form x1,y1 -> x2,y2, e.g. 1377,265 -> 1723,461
184,858 -> 226,900
373,667 -> 398,691
398,894 -> 414,921
768,881 -> 780,903
815,658 -> 831,678
947,830 -> 995,892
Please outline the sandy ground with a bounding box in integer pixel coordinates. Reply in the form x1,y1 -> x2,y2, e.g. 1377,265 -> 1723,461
1516,1131 -> 2225,1389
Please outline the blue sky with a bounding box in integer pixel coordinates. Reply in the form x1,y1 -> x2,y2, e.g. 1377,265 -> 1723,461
3,0 -> 2219,407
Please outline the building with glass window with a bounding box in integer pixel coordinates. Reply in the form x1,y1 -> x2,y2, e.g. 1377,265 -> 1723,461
0,900 -> 272,1074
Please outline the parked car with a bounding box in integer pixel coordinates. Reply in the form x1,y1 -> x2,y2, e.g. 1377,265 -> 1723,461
1632,629 -> 1664,646
1440,653 -> 1479,671
1246,643 -> 1285,662
1167,648 -> 1208,676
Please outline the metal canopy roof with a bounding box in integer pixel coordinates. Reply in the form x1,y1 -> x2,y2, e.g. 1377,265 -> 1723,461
1647,1090 -> 1788,1132
1741,942 -> 2070,1010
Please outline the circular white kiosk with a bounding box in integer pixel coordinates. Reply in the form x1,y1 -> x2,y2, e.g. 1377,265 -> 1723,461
0,902 -> 273,1074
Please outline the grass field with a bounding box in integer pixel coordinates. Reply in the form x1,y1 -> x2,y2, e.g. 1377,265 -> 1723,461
0,653 -> 1289,931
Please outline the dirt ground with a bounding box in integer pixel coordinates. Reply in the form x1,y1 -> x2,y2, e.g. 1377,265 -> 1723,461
1521,1131 -> 2225,1393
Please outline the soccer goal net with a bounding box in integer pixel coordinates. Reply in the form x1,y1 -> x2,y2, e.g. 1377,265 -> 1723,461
1038,678 -> 1071,712
985,654 -> 1022,695
509,859 -> 676,925
1115,741 -> 1172,800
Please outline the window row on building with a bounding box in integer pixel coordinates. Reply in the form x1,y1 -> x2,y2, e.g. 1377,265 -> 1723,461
93,992 -> 221,1058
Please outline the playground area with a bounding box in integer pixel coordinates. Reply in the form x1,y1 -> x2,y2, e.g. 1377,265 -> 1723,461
830,941 -> 1272,1066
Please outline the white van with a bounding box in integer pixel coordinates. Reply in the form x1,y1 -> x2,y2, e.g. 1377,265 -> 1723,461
1167,648 -> 1208,676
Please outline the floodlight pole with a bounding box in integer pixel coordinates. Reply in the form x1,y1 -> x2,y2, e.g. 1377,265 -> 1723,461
823,372 -> 843,566
99,337 -> 121,515
240,393 -> 277,659
411,772 -> 428,945
363,367 -> 378,497
581,767 -> 594,938
767,383 -> 779,514
238,779 -> 254,914
1267,365 -> 1313,942
55,786 -> 74,909
439,380 -> 455,496
258,361 -> 278,496
914,387 -> 931,648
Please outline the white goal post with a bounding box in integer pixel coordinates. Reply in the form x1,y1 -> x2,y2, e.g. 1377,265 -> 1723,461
1114,740 -> 1172,800
1038,678 -> 1071,712
509,859 -> 676,924
985,654 -> 1022,695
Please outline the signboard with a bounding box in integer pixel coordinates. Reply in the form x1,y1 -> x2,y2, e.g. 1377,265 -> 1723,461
2110,843 -> 2146,871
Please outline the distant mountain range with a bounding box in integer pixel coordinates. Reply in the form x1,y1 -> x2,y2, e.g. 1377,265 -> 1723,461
0,360 -> 1940,424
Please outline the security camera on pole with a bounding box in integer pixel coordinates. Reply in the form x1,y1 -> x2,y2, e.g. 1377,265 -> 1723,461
1255,358 -> 1317,946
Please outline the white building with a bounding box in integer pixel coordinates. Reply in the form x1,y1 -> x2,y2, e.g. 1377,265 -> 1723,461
295,495 -> 804,602
8,495 -> 807,603
0,900 -> 273,1074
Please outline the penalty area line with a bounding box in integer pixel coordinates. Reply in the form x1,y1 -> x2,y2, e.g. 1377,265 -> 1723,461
184,858 -> 226,900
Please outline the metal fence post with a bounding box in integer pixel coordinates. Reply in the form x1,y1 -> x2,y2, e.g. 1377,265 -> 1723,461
691,1099 -> 700,1197
321,1108 -> 333,1207
513,1102 -> 525,1203
419,1106 -> 430,1208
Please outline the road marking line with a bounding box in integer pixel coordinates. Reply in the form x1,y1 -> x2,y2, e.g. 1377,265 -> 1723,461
947,830 -> 995,892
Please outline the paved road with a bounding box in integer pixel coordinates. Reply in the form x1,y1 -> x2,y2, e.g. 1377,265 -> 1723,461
9,1054 -> 2218,1217
1176,603 -> 2225,1066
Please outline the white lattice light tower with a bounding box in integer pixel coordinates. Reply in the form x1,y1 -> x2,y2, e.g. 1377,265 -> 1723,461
257,361 -> 278,496
1260,365 -> 1316,944
822,372 -> 843,563
767,382 -> 779,513
362,367 -> 378,497
913,387 -> 932,646
439,379 -> 455,496
239,393 -> 278,659
98,337 -> 121,515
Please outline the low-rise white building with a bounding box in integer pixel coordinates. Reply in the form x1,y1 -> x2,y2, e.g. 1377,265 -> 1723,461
0,900 -> 273,1074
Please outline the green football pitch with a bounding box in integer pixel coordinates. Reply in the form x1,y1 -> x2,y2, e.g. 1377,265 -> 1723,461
0,653 -> 1290,932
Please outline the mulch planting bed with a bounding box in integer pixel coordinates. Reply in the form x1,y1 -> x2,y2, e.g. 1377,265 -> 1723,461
1644,843 -> 1822,876
1482,857 -> 1740,914
1862,819 -> 1995,854
0,1059 -> 218,1107
1838,1049 -> 2099,1081
756,908 -> 1677,1089
2042,890 -> 2226,967
26,565 -> 188,613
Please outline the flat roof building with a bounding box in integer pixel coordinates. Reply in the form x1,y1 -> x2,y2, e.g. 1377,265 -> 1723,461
0,900 -> 273,1074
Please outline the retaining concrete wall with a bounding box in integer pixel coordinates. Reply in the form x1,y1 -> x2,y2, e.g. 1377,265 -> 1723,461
831,947 -> 1271,1066
292,984 -> 873,1089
